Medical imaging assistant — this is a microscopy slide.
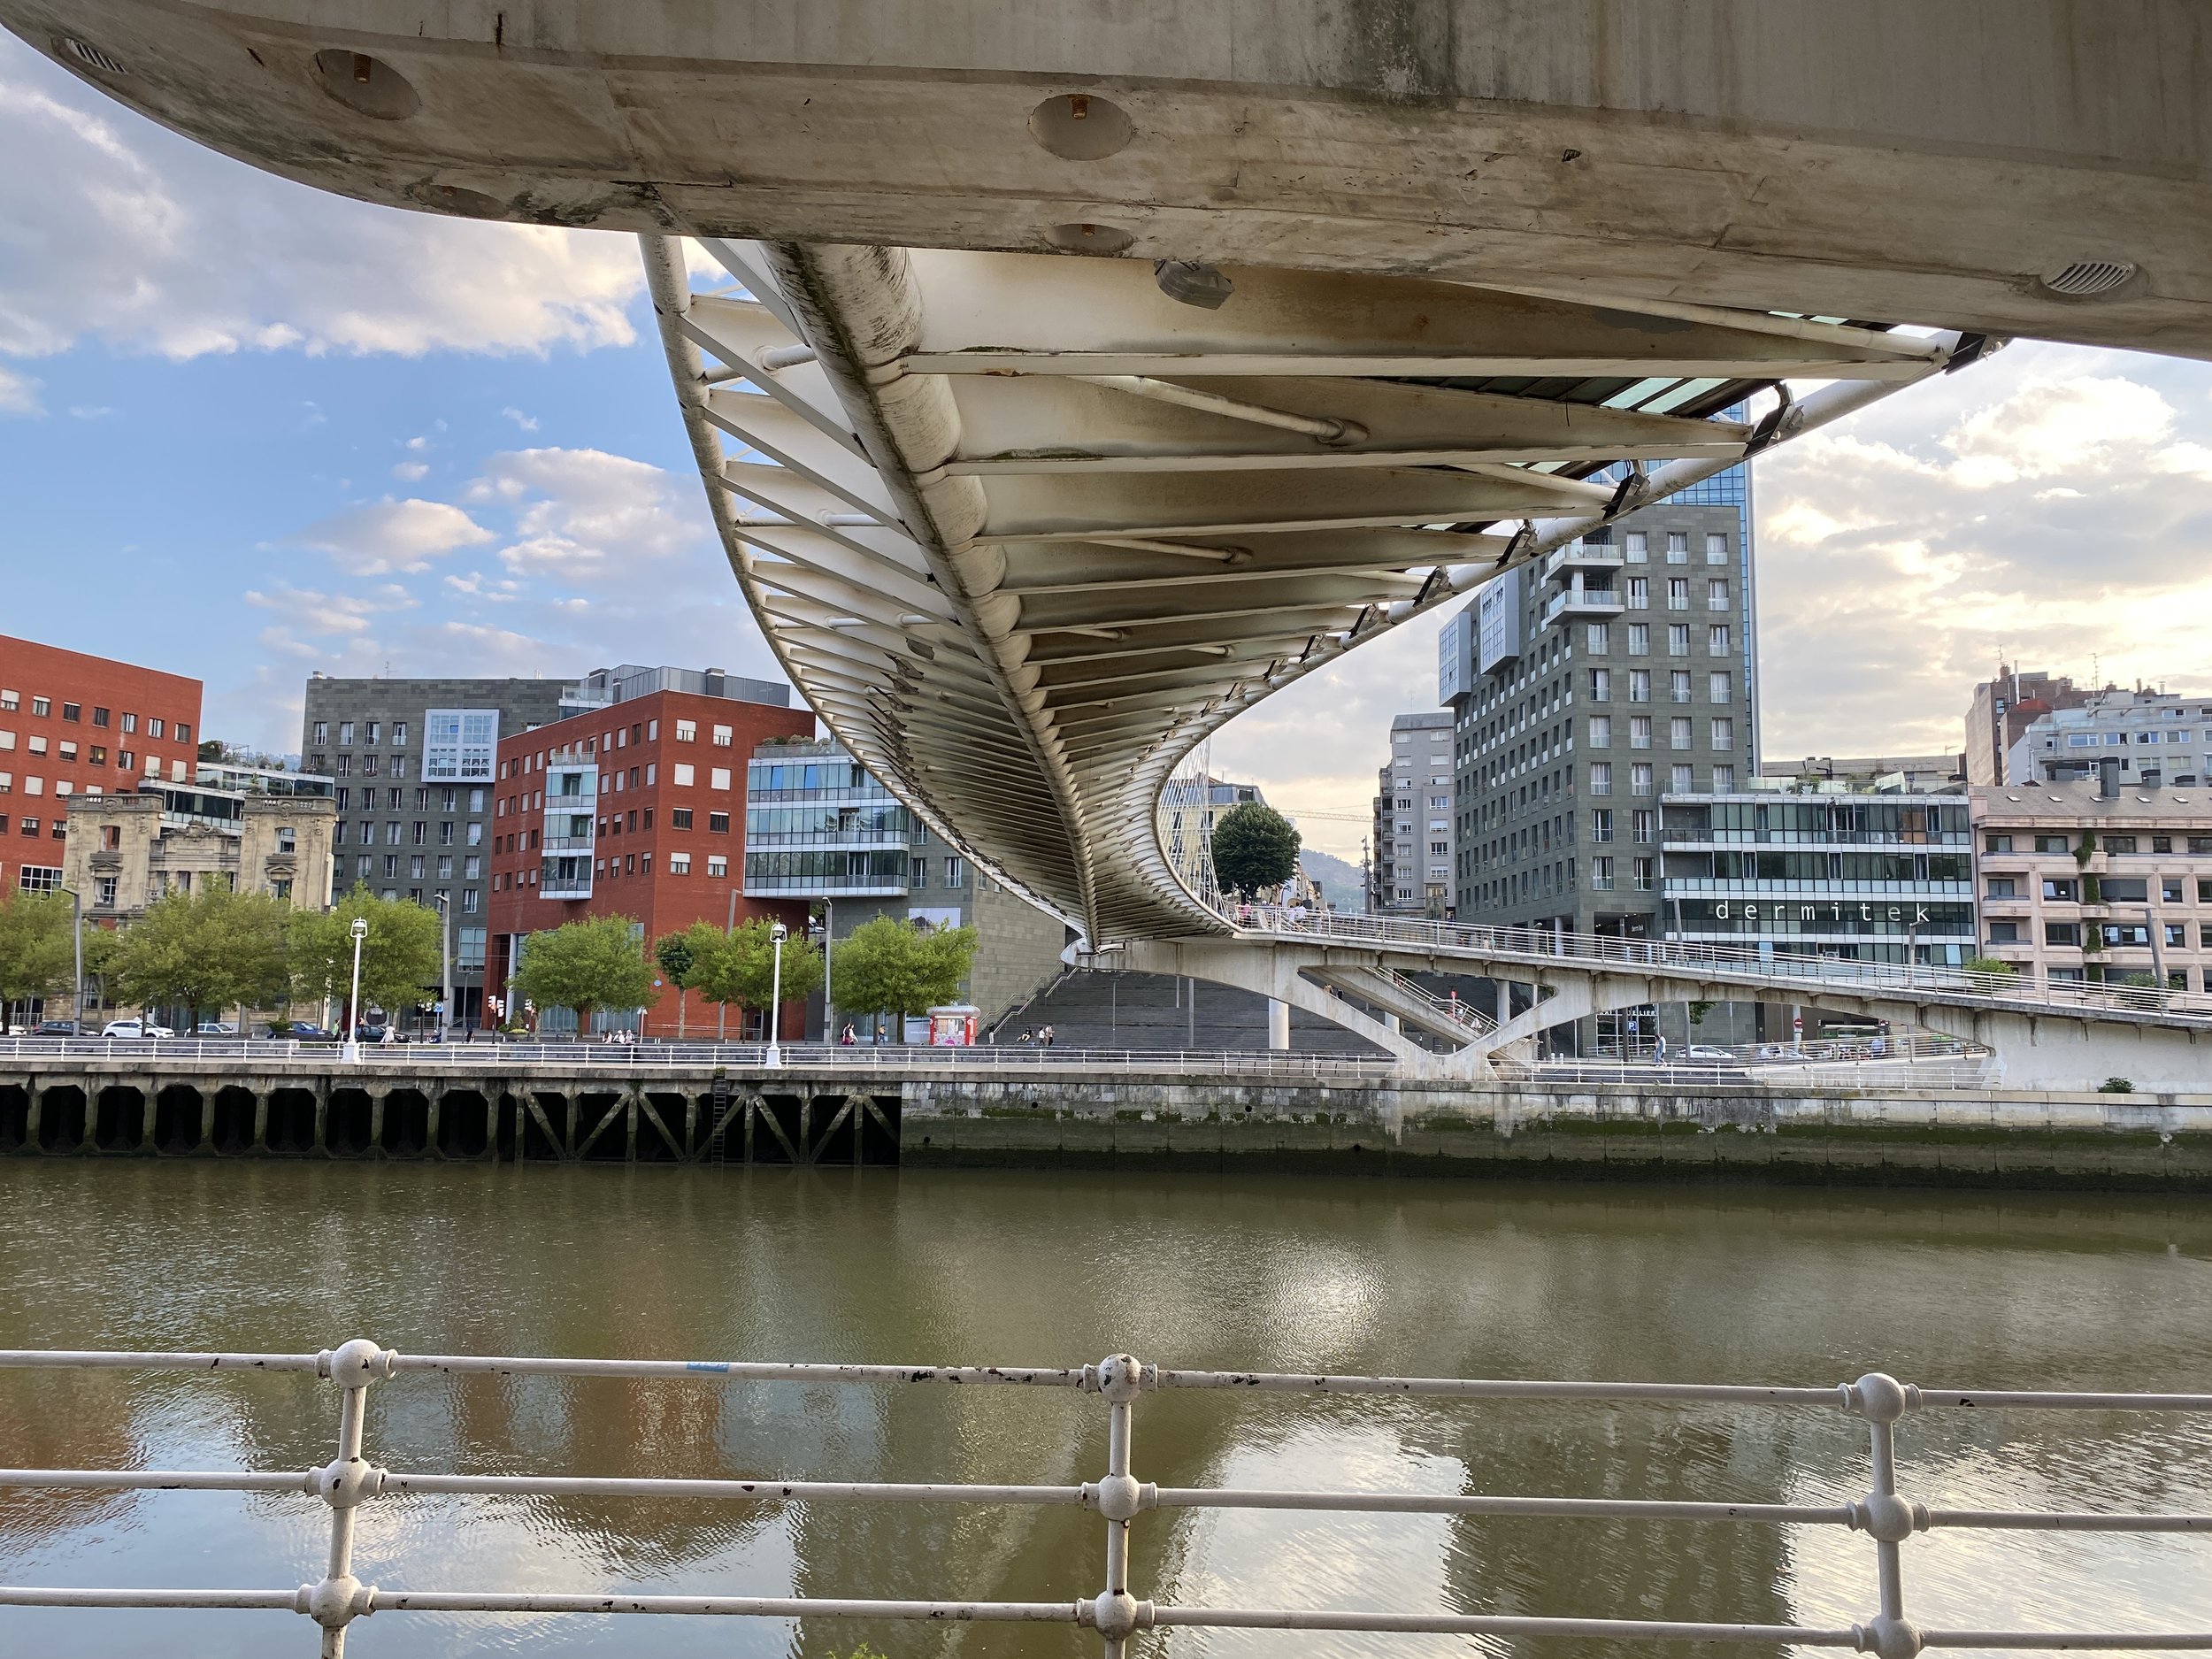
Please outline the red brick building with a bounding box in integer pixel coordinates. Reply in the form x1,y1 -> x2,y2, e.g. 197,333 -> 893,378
485,681 -> 812,1036
0,634 -> 203,896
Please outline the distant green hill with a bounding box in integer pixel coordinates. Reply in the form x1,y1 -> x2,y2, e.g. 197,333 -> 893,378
1299,848 -> 1367,913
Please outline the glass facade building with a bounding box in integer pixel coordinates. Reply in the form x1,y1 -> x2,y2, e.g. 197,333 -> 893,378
744,742 -> 911,897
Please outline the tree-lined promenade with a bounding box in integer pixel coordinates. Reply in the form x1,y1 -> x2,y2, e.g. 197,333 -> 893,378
0,882 -> 979,1041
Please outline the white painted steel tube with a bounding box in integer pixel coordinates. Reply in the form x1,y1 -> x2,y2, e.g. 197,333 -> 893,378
0,1350 -> 324,1372
1151,1371 -> 1847,1404
0,1588 -> 300,1609
1153,1488 -> 1853,1523
0,1469 -> 311,1493
383,1473 -> 1081,1505
1924,1510 -> 2212,1532
1151,1607 -> 1863,1641
370,1591 -> 1080,1620
1920,1636 -> 2212,1651
392,1356 -> 1090,1387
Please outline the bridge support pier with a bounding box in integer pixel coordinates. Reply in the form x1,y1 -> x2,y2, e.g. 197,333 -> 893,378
1267,1000 -> 1290,1051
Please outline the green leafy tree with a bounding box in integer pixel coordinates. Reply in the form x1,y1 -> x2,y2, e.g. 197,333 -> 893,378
289,886 -> 443,1026
653,928 -> 703,1038
111,882 -> 292,1026
0,889 -> 77,1010
693,918 -> 825,1037
510,914 -> 659,1034
829,917 -> 978,1041
1211,801 -> 1301,899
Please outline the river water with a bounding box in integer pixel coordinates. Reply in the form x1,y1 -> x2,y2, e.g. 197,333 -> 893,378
0,1161 -> 2207,1659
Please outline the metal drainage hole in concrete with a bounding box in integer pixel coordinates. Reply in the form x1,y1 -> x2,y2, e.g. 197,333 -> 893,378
1029,93 -> 1133,160
58,36 -> 127,75
313,49 -> 421,120
2039,259 -> 2137,299
1046,222 -> 1134,255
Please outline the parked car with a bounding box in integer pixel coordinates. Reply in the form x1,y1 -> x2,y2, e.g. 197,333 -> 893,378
100,1019 -> 176,1039
195,1021 -> 238,1036
260,1023 -> 338,1042
1684,1044 -> 1736,1064
33,1020 -> 85,1037
354,1022 -> 408,1044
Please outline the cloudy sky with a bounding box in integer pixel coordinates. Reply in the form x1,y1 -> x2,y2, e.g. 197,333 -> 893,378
5,35 -> 2210,864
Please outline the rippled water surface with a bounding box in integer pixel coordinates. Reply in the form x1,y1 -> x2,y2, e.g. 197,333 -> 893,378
0,1162 -> 2208,1658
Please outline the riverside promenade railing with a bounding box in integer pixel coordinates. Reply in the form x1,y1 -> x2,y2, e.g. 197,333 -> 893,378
2,1343 -> 2209,1656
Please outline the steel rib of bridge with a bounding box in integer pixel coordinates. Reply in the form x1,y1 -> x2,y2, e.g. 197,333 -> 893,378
642,236 -> 1973,944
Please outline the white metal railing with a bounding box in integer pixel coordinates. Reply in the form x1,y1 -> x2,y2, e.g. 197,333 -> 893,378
0,1035 -> 1398,1079
1503,1056 -> 2001,1091
0,1343 -> 2208,1656
1376,966 -> 1498,1033
1234,905 -> 2212,1025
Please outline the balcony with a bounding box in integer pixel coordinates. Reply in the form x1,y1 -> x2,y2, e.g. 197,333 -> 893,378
1543,582 -> 1625,626
539,873 -> 593,900
1543,541 -> 1626,580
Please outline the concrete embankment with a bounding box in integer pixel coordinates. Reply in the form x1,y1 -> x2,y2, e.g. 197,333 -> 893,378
2,1057 -> 2208,1191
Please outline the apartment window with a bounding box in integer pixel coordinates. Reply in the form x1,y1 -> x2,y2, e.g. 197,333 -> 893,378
1710,718 -> 1735,750
1628,670 -> 1650,703
2042,878 -> 2078,901
1670,670 -> 1693,703
709,811 -> 730,833
409,854 -> 426,879
910,856 -> 929,887
25,736 -> 43,757
1987,921 -> 2020,944
1709,672 -> 1732,704
2165,923 -> 2188,947
1708,626 -> 1732,655
148,717 -> 163,738
1631,763 -> 1653,796
1586,623 -> 1610,654
1632,810 -> 1656,844
1588,715 -> 1611,748
1626,577 -> 1648,610
946,856 -> 967,887
1591,856 -> 1614,891
674,718 -> 696,742
669,851 -> 693,875
1986,877 -> 2016,898
706,854 -> 728,879
710,767 -> 732,790
1668,717 -> 1692,750
467,822 -> 483,846
464,855 -> 480,879
1588,667 -> 1610,701
1985,833 -> 2013,854
1591,809 -> 1615,842
1711,765 -> 1735,792
0,692 -> 14,712
2034,834 -> 2070,854
60,703 -> 80,723
1707,579 -> 1730,611
1666,532 -> 1689,563
671,807 -> 693,830
1624,532 -> 1647,561
1666,578 -> 1689,610
2162,879 -> 2185,903
673,763 -> 695,786
1670,764 -> 1694,793
363,756 -> 380,777
1589,762 -> 1612,795
338,722 -> 354,746
1629,717 -> 1652,750
58,741 -> 77,762
87,746 -> 106,766
1667,624 -> 1690,656
1705,533 -> 1728,565
711,725 -> 733,747
1627,625 -> 1649,656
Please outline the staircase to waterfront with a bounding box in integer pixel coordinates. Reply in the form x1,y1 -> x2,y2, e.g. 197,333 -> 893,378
999,971 -> 1387,1056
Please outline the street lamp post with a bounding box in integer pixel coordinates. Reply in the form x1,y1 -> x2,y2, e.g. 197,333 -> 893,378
719,887 -> 739,1042
57,886 -> 83,1033
342,916 -> 368,1064
820,898 -> 834,1041
766,919 -> 788,1068
433,894 -> 452,1044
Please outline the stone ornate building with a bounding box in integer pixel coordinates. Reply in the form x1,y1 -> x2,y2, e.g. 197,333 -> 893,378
61,780 -> 335,924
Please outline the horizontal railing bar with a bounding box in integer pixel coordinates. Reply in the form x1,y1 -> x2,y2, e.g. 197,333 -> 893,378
0,1469 -> 309,1494
1927,1509 -> 2212,1532
1150,1607 -> 1863,1642
0,1588 -> 300,1609
372,1591 -> 1079,1621
1914,1390 -> 2212,1410
391,1356 -> 1092,1387
1919,1635 -> 2212,1651
384,1473 -> 1082,1505
1155,1488 -> 1851,1523
1152,1371 -> 1847,1404
0,1351 -> 322,1373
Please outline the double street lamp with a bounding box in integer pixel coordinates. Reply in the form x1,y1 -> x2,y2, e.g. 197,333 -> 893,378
765,920 -> 787,1068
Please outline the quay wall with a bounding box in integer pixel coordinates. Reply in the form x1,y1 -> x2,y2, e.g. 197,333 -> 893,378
2,1058 -> 2209,1190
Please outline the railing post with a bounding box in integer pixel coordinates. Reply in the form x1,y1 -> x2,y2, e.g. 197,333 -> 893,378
303,1339 -> 393,1656
1089,1353 -> 1148,1659
1847,1371 -> 1924,1659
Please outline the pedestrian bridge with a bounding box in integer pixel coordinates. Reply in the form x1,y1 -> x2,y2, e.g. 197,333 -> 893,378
1099,907 -> 2212,1090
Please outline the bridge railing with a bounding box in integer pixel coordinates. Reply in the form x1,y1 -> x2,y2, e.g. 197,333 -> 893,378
1236,905 -> 2212,1024
0,1342 -> 2208,1656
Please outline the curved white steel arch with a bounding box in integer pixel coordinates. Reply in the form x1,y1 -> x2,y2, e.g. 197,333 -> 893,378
641,235 -> 1979,945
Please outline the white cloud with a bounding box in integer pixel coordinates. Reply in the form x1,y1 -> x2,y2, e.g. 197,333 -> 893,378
0,363 -> 41,415
281,499 -> 494,577
469,447 -> 706,581
391,461 -> 429,481
0,36 -> 641,368
501,406 -> 541,431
